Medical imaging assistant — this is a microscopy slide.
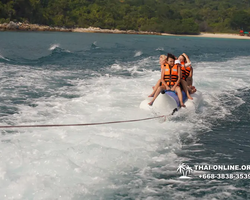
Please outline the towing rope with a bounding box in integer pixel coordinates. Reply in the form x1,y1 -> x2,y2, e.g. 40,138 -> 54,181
0,108 -> 178,129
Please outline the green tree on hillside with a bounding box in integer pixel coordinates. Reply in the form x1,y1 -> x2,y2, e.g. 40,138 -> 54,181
230,11 -> 250,31
1,0 -> 250,34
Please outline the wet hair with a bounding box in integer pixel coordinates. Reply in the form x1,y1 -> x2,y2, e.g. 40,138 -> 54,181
167,53 -> 176,61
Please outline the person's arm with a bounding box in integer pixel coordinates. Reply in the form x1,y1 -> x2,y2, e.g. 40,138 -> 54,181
161,66 -> 170,90
171,66 -> 181,91
185,62 -> 191,67
188,67 -> 193,78
183,53 -> 191,63
186,67 -> 193,86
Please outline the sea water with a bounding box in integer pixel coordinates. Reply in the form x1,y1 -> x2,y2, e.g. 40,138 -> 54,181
0,31 -> 250,200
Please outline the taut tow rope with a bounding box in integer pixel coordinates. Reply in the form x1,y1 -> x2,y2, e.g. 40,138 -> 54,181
0,108 -> 178,129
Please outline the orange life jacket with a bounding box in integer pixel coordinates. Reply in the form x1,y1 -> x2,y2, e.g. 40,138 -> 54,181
180,62 -> 192,80
180,62 -> 186,80
185,66 -> 191,78
163,64 -> 179,86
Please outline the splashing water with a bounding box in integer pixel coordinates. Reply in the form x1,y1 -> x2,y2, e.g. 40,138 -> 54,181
49,43 -> 60,51
0,32 -> 250,199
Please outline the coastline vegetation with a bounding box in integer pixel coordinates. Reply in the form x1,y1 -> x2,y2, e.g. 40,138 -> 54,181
1,0 -> 250,34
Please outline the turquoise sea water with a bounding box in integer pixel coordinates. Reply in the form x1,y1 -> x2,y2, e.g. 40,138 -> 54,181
0,31 -> 250,200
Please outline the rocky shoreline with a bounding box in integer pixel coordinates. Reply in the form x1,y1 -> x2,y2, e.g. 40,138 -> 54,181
0,21 -> 161,35
1,21 -> 249,40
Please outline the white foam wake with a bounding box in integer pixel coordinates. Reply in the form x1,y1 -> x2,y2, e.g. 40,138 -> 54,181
0,55 -> 249,199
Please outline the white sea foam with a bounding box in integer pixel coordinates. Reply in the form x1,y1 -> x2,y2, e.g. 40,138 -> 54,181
0,54 -> 10,61
0,56 -> 249,199
49,43 -> 60,50
156,47 -> 164,51
134,51 -> 143,57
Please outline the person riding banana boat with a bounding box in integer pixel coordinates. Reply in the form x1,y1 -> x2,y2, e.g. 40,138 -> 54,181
178,53 -> 196,94
148,55 -> 167,98
148,53 -> 186,107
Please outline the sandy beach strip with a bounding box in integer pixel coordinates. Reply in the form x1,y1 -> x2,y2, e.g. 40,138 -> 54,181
74,28 -> 250,40
1,22 -> 250,40
162,32 -> 250,40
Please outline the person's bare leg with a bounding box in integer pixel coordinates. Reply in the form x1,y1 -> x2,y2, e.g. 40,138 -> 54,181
148,86 -> 166,106
152,79 -> 161,90
186,77 -> 193,86
180,79 -> 193,100
175,86 -> 186,107
149,79 -> 161,97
